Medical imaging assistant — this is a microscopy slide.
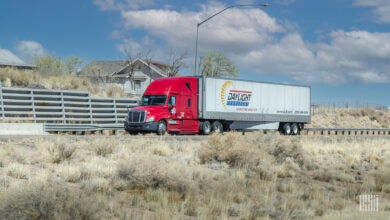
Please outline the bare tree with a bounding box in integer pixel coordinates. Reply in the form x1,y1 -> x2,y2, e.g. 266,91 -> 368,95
165,49 -> 188,77
143,49 -> 154,84
122,46 -> 144,81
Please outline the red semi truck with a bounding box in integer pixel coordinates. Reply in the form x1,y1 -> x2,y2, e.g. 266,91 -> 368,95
124,76 -> 311,135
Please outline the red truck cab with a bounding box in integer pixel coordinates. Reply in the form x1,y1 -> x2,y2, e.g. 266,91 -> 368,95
124,77 -> 199,135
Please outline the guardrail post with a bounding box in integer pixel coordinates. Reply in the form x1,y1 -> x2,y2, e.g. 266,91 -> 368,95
88,96 -> 93,124
31,89 -> 36,123
114,99 -> 118,124
0,84 -> 4,119
61,91 -> 65,123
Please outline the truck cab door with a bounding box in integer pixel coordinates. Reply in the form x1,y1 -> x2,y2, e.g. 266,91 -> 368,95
167,95 -> 182,132
168,95 -> 194,133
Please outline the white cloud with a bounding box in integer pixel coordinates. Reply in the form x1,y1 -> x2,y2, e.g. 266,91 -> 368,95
96,1 -> 390,84
120,4 -> 283,54
236,30 -> 390,84
355,0 -> 390,23
16,40 -> 45,62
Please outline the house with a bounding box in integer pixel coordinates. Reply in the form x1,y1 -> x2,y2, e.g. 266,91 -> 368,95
0,49 -> 34,69
112,59 -> 168,95
80,59 -> 169,95
79,60 -> 128,83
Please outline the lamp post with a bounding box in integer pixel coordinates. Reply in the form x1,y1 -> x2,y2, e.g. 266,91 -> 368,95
194,3 -> 269,75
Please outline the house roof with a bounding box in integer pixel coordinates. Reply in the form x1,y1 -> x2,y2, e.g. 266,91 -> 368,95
0,49 -> 34,68
112,58 -> 167,79
80,60 -> 127,76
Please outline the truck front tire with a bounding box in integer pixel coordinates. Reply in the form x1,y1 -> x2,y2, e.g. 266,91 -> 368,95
156,120 -> 167,135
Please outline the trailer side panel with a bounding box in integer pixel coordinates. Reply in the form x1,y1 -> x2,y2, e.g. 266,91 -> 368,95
201,77 -> 310,123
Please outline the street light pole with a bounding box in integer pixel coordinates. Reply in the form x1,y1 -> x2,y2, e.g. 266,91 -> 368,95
194,3 -> 269,76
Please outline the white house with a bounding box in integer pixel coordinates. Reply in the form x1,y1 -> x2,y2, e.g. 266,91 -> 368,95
80,59 -> 169,95
112,59 -> 168,95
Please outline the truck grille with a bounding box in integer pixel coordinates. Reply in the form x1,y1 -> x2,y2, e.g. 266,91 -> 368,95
127,111 -> 146,123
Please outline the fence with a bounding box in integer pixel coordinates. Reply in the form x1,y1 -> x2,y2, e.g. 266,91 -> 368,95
0,86 -> 138,124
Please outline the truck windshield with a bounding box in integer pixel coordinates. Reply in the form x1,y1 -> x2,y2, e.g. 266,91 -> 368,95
140,95 -> 167,106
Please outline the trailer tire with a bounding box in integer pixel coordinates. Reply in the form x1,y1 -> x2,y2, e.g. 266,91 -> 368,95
211,121 -> 223,133
156,120 -> 167,135
201,121 -> 211,135
283,123 -> 292,135
291,123 -> 299,135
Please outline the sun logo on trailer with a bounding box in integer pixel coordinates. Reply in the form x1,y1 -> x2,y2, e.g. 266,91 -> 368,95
221,81 -> 233,109
221,80 -> 253,109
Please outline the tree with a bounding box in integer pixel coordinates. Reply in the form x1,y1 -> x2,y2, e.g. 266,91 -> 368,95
63,56 -> 84,75
34,55 -> 83,76
199,51 -> 238,77
165,49 -> 188,77
34,55 -> 63,76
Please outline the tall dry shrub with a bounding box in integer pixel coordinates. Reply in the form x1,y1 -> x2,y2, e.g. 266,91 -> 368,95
0,183 -> 103,219
46,142 -> 75,163
0,68 -> 42,88
199,132 -> 264,168
116,154 -> 192,194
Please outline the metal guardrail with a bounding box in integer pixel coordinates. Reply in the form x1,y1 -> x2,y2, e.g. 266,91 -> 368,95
43,123 -> 124,132
0,86 -> 138,125
42,123 -> 390,135
305,128 -> 390,135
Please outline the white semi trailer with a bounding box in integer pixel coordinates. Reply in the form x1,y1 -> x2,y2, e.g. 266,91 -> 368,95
198,77 -> 311,134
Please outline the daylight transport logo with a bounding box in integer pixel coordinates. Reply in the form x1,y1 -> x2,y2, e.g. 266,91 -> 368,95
221,81 -> 253,109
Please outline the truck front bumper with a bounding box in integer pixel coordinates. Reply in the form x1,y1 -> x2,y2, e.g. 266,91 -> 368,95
124,121 -> 158,133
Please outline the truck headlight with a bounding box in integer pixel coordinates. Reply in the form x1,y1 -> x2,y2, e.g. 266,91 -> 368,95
145,116 -> 155,123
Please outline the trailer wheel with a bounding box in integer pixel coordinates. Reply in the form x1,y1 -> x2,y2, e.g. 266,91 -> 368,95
211,121 -> 223,133
156,120 -> 167,135
291,123 -> 299,135
283,123 -> 292,135
201,121 -> 211,135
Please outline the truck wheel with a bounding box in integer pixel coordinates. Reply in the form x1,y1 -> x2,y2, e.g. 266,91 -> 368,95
156,120 -> 166,135
201,121 -> 211,135
291,123 -> 299,135
211,121 -> 223,133
283,123 -> 292,135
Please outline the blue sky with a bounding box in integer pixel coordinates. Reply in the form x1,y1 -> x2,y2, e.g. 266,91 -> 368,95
0,0 -> 389,106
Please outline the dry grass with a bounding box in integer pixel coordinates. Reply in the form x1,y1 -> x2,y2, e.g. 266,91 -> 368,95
0,134 -> 389,219
310,107 -> 389,128
0,67 -> 126,97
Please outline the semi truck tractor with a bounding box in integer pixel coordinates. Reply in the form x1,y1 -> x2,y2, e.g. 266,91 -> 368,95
124,76 -> 310,135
